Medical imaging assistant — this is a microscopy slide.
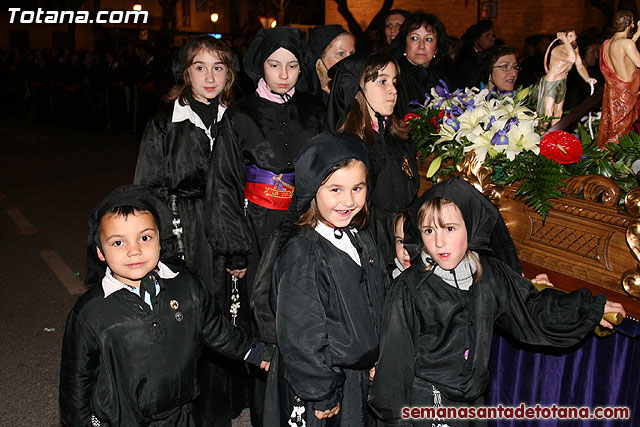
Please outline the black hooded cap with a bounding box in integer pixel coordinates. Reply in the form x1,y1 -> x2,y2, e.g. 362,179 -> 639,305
242,27 -> 314,93
277,132 -> 370,252
309,24 -> 348,61
85,185 -> 176,287
325,51 -> 370,132
403,178 -> 521,273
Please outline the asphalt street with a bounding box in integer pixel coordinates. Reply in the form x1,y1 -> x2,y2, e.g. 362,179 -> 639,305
0,118 -> 251,426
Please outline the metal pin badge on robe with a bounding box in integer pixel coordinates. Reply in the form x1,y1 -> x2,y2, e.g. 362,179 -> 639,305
170,300 -> 183,321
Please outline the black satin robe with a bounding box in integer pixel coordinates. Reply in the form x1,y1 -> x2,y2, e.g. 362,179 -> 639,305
59,264 -> 255,427
133,101 -> 246,427
395,55 -> 452,118
263,227 -> 387,426
367,130 -> 419,266
368,256 -> 606,426
134,100 -> 220,289
205,90 -> 324,332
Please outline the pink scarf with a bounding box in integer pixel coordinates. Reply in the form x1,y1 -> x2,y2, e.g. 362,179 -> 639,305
256,78 -> 295,103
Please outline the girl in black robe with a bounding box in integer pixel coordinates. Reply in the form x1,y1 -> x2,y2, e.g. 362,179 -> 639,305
368,178 -> 626,426
327,51 -> 419,268
205,27 -> 324,425
263,132 -> 388,426
133,36 -> 245,427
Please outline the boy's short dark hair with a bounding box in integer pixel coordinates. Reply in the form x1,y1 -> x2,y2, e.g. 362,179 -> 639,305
96,206 -> 152,248
106,206 -> 149,218
86,185 -> 174,287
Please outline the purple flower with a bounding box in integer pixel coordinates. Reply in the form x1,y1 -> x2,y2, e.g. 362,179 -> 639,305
486,115 -> 497,131
448,105 -> 464,117
433,80 -> 462,108
409,99 -> 425,110
491,129 -> 509,146
445,117 -> 460,131
505,117 -> 519,130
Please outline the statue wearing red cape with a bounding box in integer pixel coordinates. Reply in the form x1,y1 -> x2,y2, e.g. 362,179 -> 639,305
597,38 -> 640,147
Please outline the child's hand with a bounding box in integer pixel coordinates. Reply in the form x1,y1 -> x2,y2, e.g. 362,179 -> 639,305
260,361 -> 270,372
315,402 -> 340,420
531,273 -> 554,287
226,268 -> 246,279
369,366 -> 376,381
599,300 -> 626,329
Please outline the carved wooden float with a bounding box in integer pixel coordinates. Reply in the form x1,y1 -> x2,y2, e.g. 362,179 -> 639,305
418,153 -> 640,317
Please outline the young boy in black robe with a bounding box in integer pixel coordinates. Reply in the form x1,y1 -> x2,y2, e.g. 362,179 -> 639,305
59,185 -> 266,427
263,132 -> 388,426
368,178 -> 625,426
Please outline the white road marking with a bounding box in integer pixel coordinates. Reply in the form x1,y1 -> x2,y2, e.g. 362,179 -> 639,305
39,250 -> 87,295
6,208 -> 37,235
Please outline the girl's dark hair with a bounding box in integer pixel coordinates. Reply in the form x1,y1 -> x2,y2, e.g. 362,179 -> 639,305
338,52 -> 409,144
165,37 -> 236,107
397,12 -> 449,66
296,158 -> 369,229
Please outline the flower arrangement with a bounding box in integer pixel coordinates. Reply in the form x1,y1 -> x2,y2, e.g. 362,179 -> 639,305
405,81 -> 640,220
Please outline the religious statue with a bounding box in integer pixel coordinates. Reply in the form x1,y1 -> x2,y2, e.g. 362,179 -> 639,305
536,29 -> 597,126
597,11 -> 640,148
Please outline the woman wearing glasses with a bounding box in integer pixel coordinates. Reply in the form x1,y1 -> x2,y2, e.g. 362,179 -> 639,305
486,46 -> 521,95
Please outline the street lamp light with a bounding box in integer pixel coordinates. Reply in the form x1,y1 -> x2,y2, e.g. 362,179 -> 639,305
210,13 -> 219,23
133,3 -> 142,11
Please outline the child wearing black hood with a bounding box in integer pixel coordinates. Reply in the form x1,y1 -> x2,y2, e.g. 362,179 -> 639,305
262,132 -> 388,426
368,178 -> 625,426
205,27 -> 324,424
133,36 -> 242,427
59,185 -> 266,427
327,51 -> 419,269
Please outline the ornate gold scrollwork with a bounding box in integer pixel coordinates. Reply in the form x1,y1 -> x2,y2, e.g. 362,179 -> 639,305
624,186 -> 640,218
564,175 -> 620,206
455,151 -> 504,204
623,219 -> 640,298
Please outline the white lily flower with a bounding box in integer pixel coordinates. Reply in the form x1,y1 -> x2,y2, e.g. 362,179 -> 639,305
504,122 -> 541,160
465,126 -> 498,162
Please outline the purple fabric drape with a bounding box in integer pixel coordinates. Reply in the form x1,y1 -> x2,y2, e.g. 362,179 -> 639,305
486,332 -> 640,426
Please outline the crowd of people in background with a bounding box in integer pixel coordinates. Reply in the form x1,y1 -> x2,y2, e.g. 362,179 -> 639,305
2,14 -> 613,135
49,9 -> 630,427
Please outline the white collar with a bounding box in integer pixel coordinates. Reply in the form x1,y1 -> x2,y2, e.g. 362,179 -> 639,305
391,257 -> 406,279
314,222 -> 361,266
101,261 -> 179,298
171,99 -> 226,148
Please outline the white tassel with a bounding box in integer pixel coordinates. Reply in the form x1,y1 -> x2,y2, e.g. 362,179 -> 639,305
230,276 -> 240,326
288,396 -> 306,427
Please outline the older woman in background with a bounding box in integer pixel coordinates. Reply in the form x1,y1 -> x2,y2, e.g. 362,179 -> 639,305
309,24 -> 356,102
391,12 -> 452,117
486,46 -> 521,95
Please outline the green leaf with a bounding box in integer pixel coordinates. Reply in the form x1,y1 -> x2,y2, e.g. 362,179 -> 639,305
514,86 -> 530,103
426,155 -> 443,178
